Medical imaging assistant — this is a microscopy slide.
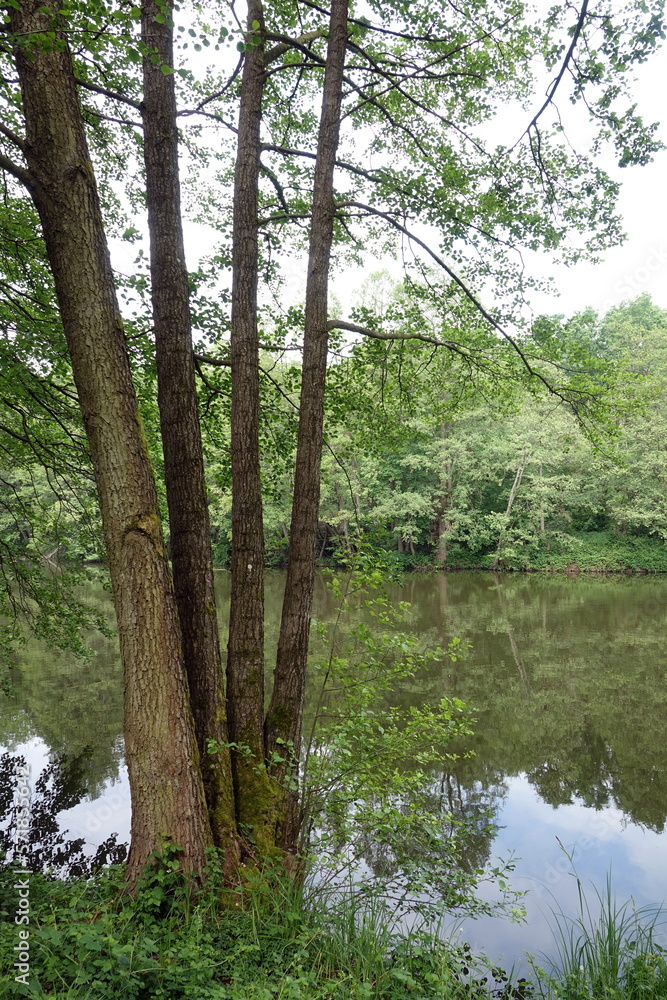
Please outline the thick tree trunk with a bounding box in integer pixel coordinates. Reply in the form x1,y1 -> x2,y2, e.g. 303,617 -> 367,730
227,0 -> 276,852
141,0 -> 238,865
265,0 -> 349,850
10,0 -> 211,887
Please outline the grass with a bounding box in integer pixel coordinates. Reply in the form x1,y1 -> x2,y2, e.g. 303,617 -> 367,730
0,853 -> 530,1000
2,849 -> 666,1000
529,868 -> 667,1000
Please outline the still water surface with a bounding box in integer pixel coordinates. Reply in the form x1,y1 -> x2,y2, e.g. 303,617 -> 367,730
2,570 -> 667,966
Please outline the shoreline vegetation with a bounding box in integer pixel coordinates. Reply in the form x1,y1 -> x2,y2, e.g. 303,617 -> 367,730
3,566 -> 666,998
2,859 -> 666,1000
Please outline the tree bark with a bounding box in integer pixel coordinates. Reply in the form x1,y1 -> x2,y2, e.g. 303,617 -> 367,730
265,0 -> 349,850
9,0 -> 211,887
227,0 -> 276,852
141,0 -> 238,865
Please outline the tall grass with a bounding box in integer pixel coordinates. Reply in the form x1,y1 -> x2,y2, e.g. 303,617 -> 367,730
532,869 -> 667,999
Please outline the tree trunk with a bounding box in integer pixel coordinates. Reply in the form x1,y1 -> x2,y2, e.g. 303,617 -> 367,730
435,425 -> 453,567
141,0 -> 238,864
436,513 -> 450,566
265,0 -> 349,850
9,0 -> 211,887
492,448 -> 528,571
227,0 -> 276,852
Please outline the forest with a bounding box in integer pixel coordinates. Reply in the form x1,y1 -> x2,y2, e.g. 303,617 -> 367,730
7,288 -> 667,578
207,289 -> 667,573
1,0 -> 667,996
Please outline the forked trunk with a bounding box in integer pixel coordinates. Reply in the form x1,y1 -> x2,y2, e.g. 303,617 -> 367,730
265,0 -> 349,850
141,0 -> 238,865
10,0 -> 211,887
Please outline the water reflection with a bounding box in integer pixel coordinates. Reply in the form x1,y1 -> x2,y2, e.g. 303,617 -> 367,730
1,570 -> 666,961
0,747 -> 126,876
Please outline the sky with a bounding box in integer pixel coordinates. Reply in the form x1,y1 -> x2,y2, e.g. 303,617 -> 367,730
327,37 -> 667,323
111,6 -> 667,329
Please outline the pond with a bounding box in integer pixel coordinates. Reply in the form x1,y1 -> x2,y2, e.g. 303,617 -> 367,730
2,569 -> 667,969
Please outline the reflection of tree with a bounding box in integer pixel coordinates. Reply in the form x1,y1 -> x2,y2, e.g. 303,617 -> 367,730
0,577 -> 124,795
0,751 -> 126,876
359,773 -> 505,889
3,570 -> 667,849
528,719 -> 618,809
1,637 -> 124,796
359,572 -> 667,834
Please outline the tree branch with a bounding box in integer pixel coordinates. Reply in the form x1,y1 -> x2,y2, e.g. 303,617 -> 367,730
515,0 -> 589,145
337,200 -> 573,400
192,54 -> 245,111
259,160 -> 290,213
194,352 -> 231,367
326,318 -> 475,362
74,75 -> 142,111
0,150 -> 34,192
265,27 -> 327,66
0,122 -> 28,154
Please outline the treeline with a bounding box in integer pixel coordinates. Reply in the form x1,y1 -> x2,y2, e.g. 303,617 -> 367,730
3,290 -> 666,578
203,292 -> 667,572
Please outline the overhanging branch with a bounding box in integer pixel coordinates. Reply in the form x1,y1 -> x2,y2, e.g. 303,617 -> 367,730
338,200 -> 573,400
0,150 -> 34,192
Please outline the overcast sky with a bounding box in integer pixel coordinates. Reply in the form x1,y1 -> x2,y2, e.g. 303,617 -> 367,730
151,10 -> 667,328
513,50 -> 667,318
327,41 -> 667,322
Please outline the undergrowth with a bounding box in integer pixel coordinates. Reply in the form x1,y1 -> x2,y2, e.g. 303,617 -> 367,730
0,850 -> 532,1000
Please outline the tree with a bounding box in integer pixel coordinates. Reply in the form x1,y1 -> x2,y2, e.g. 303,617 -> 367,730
140,0 -> 238,864
0,0 -> 664,884
265,0 -> 349,849
3,0 -> 211,887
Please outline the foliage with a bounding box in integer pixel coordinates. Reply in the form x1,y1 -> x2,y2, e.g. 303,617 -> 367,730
270,295 -> 667,573
0,854 -> 532,1000
297,555 -> 524,924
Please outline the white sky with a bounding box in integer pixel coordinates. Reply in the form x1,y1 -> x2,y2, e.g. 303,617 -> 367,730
112,9 -> 667,327
511,51 -> 667,318
328,47 -> 667,321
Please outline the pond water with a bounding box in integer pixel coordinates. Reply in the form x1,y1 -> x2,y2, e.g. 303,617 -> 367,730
2,569 -> 667,969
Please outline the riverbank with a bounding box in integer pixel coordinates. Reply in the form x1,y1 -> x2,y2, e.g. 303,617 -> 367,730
2,862 -> 666,1000
348,531 -> 667,574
